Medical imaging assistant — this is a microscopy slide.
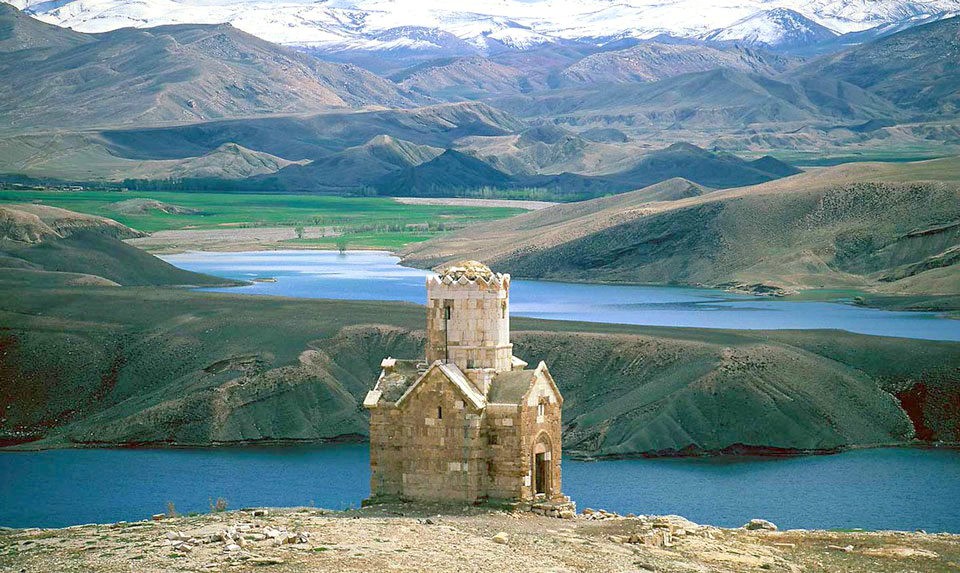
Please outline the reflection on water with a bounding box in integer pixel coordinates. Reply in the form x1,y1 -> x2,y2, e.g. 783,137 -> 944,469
162,250 -> 960,341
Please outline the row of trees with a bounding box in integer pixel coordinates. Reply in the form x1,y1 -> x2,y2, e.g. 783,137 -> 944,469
293,221 -> 456,238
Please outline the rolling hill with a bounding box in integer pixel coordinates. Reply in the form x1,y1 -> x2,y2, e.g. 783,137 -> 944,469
454,125 -> 641,176
496,68 -> 902,133
389,41 -> 799,101
371,142 -> 798,200
392,56 -> 542,101
791,16 -> 960,116
0,4 -> 420,131
96,101 -> 523,162
0,204 -> 230,286
0,0 -> 92,55
250,135 -> 443,191
401,157 -> 960,296
558,42 -> 798,86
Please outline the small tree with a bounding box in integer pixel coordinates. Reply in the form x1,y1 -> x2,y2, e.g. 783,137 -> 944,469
294,225 -> 305,240
335,237 -> 348,255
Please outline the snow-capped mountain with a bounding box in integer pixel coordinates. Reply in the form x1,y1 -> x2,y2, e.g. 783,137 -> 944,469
6,0 -> 959,54
700,8 -> 839,49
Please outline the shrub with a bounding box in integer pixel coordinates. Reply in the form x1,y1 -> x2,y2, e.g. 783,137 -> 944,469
210,497 -> 229,513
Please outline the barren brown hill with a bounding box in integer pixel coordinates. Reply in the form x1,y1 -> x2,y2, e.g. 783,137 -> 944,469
0,6 -> 420,131
0,204 -> 230,286
1,204 -> 958,456
400,157 -> 960,296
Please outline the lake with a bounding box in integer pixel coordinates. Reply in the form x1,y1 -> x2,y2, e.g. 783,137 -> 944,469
6,249 -> 956,532
161,249 -> 960,341
2,446 -> 959,532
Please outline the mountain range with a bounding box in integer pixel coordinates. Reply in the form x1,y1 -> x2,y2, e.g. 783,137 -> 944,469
8,0 -> 959,56
1,4 -> 959,199
0,5 -> 419,131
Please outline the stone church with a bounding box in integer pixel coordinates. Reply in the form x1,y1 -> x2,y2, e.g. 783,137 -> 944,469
364,260 -> 573,513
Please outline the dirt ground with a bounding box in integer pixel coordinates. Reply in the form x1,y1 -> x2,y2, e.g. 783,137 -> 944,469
2,505 -> 958,573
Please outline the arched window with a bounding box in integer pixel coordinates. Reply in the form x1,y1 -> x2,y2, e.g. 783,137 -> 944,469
437,406 -> 443,420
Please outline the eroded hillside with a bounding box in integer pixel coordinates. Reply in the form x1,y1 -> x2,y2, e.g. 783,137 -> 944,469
2,285 -> 957,455
401,158 -> 960,298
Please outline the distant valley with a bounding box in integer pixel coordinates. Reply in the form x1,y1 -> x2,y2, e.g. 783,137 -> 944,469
0,2 -> 958,303
1,4 -> 959,200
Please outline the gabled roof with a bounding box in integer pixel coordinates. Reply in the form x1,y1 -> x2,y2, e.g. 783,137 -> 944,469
394,361 -> 486,411
487,370 -> 536,405
376,359 -> 423,403
489,361 -> 562,406
436,363 -> 487,410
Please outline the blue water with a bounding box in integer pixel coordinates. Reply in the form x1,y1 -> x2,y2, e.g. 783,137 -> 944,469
160,249 -> 960,341
7,250 -> 953,531
2,446 -> 959,531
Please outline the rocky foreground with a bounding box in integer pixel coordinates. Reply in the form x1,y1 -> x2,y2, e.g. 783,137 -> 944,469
2,506 -> 958,572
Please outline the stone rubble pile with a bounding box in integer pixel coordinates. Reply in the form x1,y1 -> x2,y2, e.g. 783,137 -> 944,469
161,519 -> 312,558
585,513 -> 722,548
581,508 -> 619,520
529,499 -> 576,519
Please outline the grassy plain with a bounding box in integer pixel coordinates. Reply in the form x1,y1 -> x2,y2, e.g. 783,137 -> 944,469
0,189 -> 524,249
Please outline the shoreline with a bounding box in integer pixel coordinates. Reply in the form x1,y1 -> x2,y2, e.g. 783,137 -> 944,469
138,240 -> 960,314
5,435 -> 958,460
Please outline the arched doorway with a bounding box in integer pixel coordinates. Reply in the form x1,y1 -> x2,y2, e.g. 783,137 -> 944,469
531,432 -> 553,497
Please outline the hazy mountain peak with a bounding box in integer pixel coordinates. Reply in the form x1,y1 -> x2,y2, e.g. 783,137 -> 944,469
0,8 -> 421,129
701,8 -> 838,49
356,134 -> 444,165
0,1 -> 91,53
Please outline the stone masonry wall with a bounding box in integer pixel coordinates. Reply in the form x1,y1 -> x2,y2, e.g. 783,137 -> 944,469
370,369 -> 489,502
370,369 -> 564,504
426,276 -> 512,372
518,372 -> 564,502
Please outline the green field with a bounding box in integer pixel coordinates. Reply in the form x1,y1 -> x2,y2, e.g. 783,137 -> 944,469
0,189 -> 524,248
